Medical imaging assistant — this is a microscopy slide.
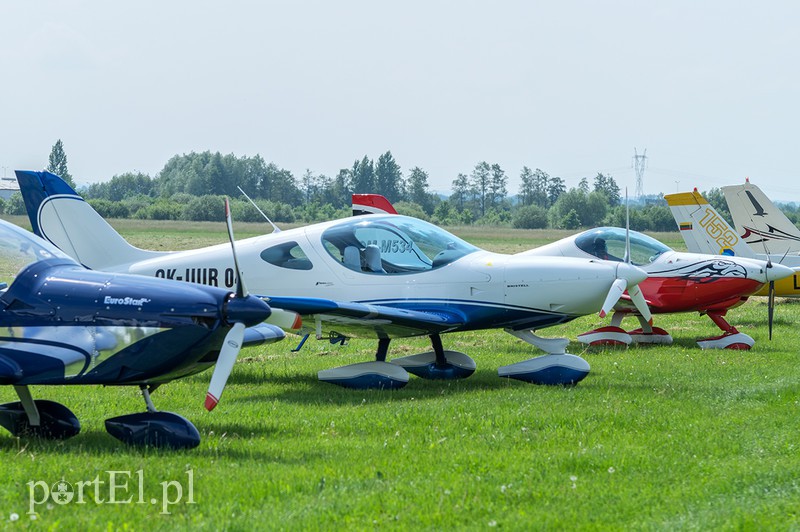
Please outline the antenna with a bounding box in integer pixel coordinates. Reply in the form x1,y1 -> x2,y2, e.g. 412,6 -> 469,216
236,186 -> 281,233
632,148 -> 647,199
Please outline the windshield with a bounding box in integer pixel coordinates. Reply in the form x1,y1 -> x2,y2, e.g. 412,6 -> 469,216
321,215 -> 478,274
0,220 -> 74,289
575,227 -> 672,266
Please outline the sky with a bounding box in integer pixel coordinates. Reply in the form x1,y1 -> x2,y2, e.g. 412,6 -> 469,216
2,1 -> 799,201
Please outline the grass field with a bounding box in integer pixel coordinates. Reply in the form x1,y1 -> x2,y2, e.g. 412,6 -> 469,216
1,217 -> 798,530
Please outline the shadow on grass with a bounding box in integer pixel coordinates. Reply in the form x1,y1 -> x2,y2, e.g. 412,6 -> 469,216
0,426 -> 318,461
234,368 -> 579,407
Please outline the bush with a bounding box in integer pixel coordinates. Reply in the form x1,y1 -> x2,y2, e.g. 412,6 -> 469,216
88,199 -> 131,219
393,201 -> 428,221
513,205 -> 548,229
182,195 -> 226,221
4,193 -> 26,215
136,200 -> 183,220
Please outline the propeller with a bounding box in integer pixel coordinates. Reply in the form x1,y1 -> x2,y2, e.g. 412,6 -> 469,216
204,198 -> 252,411
759,241 -> 784,341
598,189 -> 653,324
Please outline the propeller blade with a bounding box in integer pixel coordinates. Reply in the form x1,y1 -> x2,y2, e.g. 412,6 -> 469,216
205,321 -> 246,411
624,188 -> 631,264
600,278 -> 628,318
225,197 -> 247,298
628,284 -> 653,325
768,280 -> 775,341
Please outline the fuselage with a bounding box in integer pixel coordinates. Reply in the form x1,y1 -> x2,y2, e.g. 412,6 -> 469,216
1,259 -> 269,386
122,216 -> 644,336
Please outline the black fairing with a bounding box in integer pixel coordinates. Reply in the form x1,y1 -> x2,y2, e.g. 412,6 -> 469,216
0,400 -> 81,439
105,411 -> 201,449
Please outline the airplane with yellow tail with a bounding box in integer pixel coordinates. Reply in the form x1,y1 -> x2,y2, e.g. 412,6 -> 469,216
665,189 -> 800,298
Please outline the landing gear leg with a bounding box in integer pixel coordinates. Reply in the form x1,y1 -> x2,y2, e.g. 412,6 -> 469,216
696,312 -> 754,350
627,314 -> 673,345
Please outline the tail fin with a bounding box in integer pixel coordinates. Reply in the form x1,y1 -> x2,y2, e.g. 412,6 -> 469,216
352,194 -> 398,216
15,170 -> 166,271
664,189 -> 756,258
722,180 -> 800,255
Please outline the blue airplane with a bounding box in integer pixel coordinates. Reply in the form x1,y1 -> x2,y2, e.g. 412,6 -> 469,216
0,217 -> 282,449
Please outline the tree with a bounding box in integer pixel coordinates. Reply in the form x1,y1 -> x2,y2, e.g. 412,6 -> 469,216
300,169 -> 319,203
351,156 -> 374,194
547,176 -> 566,206
578,177 -> 590,194
406,166 -> 434,214
548,187 -> 607,228
470,161 -> 491,217
47,139 -> 76,188
593,172 -> 621,207
450,173 -> 470,211
532,168 -> 550,207
374,151 -> 403,202
489,164 -> 508,210
518,166 -> 536,206
105,172 -> 153,201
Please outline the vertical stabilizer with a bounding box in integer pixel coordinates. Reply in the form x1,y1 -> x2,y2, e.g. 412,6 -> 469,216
722,181 -> 800,255
15,170 -> 166,271
664,189 -> 756,258
352,194 -> 398,216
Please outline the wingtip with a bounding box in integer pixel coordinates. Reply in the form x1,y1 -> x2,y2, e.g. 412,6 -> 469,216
599,310 -> 607,319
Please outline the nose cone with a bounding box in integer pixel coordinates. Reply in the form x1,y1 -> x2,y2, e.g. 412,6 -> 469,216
224,294 -> 272,327
616,262 -> 648,287
766,263 -> 795,283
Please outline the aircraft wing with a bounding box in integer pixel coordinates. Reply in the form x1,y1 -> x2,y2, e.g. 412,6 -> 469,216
263,296 -> 466,339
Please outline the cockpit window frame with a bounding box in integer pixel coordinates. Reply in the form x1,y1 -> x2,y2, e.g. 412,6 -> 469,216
575,227 -> 672,266
320,215 -> 479,275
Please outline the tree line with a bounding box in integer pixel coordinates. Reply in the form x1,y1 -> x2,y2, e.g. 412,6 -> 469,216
2,141 -> 767,233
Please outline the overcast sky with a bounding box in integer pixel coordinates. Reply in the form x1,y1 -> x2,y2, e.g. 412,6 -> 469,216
2,1 -> 799,201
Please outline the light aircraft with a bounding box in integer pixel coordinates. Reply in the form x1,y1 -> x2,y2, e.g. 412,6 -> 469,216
665,188 -> 800,299
352,194 -> 793,350
0,216 -> 282,449
16,170 -> 654,389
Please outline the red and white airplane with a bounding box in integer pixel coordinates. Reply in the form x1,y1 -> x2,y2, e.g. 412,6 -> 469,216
355,195 -> 793,350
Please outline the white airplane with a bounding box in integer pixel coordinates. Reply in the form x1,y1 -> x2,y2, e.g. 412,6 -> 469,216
352,195 -> 793,350
16,170 -> 652,389
665,188 -> 800,299
723,179 -> 800,257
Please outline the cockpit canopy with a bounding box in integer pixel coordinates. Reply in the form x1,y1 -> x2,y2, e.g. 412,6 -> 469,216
321,215 -> 478,274
0,220 -> 74,288
575,227 -> 672,266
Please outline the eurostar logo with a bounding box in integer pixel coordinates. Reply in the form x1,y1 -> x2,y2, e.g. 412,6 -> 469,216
103,296 -> 152,306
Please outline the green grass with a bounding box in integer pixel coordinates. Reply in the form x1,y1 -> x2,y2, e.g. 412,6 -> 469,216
0,218 -> 796,529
